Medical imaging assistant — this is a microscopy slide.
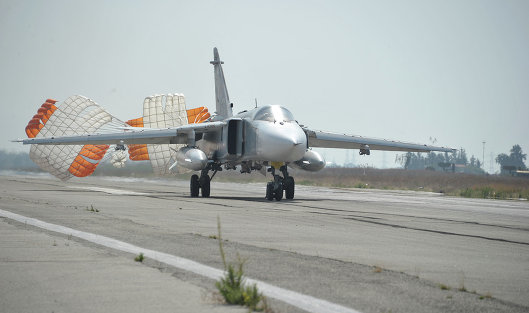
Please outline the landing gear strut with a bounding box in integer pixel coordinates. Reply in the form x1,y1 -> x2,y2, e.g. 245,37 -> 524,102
190,163 -> 219,198
266,165 -> 295,201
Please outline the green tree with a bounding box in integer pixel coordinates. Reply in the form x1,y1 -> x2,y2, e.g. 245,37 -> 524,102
496,144 -> 527,173
510,144 -> 527,169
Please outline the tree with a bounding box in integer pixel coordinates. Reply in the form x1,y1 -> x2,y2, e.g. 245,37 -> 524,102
510,144 -> 527,169
470,155 -> 476,167
496,144 -> 527,174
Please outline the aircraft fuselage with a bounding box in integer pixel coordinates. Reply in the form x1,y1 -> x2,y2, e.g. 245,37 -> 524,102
198,105 -> 307,166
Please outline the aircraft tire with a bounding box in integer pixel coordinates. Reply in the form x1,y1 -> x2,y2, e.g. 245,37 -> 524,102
200,175 -> 211,198
285,177 -> 295,199
274,182 -> 283,201
190,174 -> 200,197
266,182 -> 274,200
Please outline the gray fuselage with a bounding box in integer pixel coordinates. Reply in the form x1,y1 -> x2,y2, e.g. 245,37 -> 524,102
198,105 -> 307,165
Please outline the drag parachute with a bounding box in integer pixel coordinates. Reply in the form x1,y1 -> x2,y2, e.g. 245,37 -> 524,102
25,94 -> 211,180
26,96 -> 127,180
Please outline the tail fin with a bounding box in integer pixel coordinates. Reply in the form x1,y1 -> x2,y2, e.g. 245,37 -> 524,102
210,47 -> 232,119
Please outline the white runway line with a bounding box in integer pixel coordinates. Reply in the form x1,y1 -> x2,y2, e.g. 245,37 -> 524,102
67,186 -> 146,195
0,209 -> 361,313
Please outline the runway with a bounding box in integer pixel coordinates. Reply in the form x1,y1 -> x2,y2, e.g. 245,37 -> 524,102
1,173 -> 528,313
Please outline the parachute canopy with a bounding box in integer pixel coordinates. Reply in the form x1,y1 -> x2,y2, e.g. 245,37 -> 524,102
25,94 -> 211,180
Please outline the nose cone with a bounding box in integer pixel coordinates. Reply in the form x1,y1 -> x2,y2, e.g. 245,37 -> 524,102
257,122 -> 307,162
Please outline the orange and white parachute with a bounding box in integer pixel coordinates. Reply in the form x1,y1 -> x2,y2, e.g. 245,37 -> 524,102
26,96 -> 127,180
123,94 -> 210,175
25,94 -> 210,180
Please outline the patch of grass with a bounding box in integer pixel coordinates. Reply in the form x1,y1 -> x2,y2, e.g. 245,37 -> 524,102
208,235 -> 218,239
215,262 -> 263,311
459,186 -> 529,199
134,252 -> 144,262
285,168 -> 529,199
297,180 -> 315,186
354,182 -> 370,189
215,217 -> 270,312
439,284 -> 450,290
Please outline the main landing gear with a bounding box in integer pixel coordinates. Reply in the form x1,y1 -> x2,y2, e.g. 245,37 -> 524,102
190,164 -> 219,198
266,165 -> 295,201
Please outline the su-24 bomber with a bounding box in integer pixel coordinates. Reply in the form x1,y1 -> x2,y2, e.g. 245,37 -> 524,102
17,48 -> 454,201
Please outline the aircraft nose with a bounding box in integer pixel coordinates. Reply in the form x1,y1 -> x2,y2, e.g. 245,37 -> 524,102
258,123 -> 307,162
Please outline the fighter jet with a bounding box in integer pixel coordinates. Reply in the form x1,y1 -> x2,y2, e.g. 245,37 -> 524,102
18,48 -> 454,200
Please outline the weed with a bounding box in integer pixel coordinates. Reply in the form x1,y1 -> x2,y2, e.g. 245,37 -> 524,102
354,182 -> 370,189
52,240 -> 57,246
215,217 -> 268,311
458,272 -> 467,292
373,265 -> 383,273
439,284 -> 450,290
209,235 -> 218,240
134,252 -> 144,262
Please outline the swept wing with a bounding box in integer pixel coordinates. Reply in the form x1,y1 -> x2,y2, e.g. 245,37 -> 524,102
305,129 -> 454,153
18,122 -> 225,146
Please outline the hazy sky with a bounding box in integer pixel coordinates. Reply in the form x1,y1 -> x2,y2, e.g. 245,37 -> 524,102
1,0 -> 528,172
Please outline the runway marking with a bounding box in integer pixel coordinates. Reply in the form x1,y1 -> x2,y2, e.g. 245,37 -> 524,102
0,209 -> 361,313
67,186 -> 146,195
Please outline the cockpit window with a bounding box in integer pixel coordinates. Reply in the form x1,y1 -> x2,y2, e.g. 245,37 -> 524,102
254,105 -> 295,123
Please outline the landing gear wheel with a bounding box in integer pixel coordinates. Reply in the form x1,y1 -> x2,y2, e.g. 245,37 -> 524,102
266,182 -> 274,201
274,182 -> 283,201
190,174 -> 199,197
284,177 -> 295,200
200,174 -> 210,198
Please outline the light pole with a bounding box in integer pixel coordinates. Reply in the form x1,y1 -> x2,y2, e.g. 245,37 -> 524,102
482,141 -> 486,172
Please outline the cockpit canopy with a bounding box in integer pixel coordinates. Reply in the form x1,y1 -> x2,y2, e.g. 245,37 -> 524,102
253,105 -> 295,123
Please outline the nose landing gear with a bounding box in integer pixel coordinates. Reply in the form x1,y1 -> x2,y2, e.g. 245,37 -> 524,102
266,165 -> 295,201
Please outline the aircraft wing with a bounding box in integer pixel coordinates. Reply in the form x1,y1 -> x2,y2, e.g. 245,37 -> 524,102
17,121 -> 225,146
304,129 -> 455,153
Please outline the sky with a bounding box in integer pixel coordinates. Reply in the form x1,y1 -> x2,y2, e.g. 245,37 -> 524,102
1,0 -> 528,173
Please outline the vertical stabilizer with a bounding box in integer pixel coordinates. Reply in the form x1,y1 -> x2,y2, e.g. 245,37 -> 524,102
210,48 -> 232,119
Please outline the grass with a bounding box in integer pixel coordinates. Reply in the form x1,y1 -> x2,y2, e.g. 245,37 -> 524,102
195,167 -> 529,200
134,252 -> 144,262
479,293 -> 492,300
439,284 -> 451,290
215,217 -> 271,312
373,265 -> 383,273
290,168 -> 529,200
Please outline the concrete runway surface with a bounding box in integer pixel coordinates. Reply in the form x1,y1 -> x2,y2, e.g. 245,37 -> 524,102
1,173 -> 528,313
